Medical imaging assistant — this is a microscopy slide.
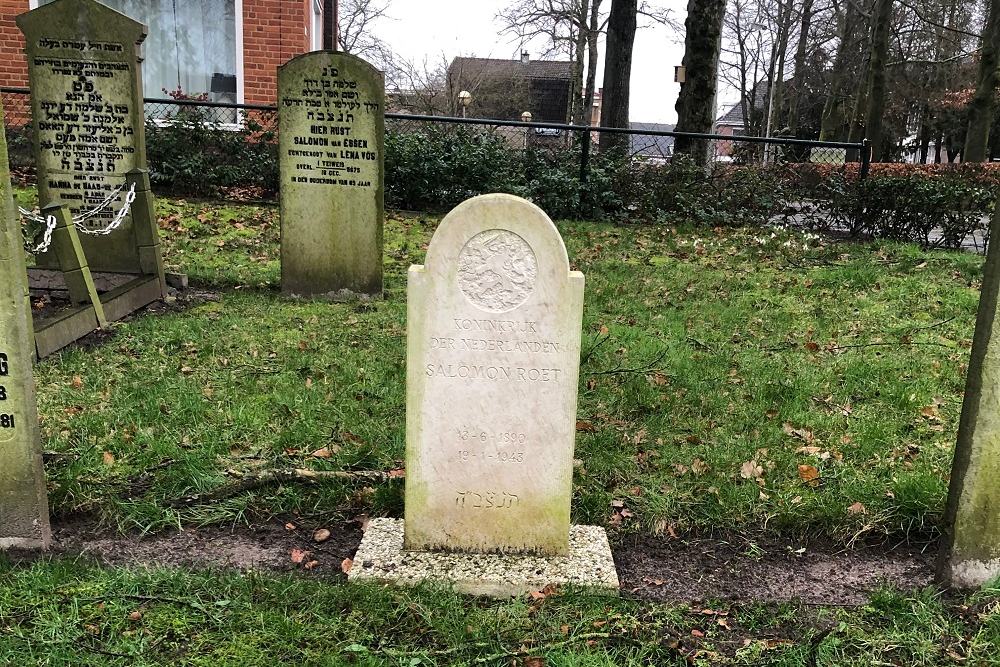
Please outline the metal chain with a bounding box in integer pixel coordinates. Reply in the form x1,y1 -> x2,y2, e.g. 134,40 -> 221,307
22,214 -> 57,254
75,182 -> 136,236
16,181 -> 137,238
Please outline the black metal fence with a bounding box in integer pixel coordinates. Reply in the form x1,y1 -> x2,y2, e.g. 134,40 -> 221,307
1,86 -> 869,178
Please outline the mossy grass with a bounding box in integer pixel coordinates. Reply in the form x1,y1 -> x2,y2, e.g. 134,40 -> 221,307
16,189 -> 980,541
8,188 -> 998,663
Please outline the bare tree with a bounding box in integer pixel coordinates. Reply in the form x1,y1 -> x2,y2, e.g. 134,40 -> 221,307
964,0 -> 1000,161
338,0 -> 398,76
600,0 -> 637,152
674,0 -> 727,164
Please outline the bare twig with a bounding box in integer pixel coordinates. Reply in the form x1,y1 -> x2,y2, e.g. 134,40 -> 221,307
168,468 -> 399,507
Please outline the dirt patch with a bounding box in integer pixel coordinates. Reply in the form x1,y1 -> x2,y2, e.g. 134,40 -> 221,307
12,519 -> 936,606
615,531 -> 936,605
35,517 -> 363,576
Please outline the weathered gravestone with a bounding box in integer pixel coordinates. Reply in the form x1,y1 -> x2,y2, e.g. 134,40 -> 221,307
17,0 -> 166,357
0,99 -> 51,550
349,194 -> 618,596
939,205 -> 1000,587
279,52 -> 384,299
18,0 -> 160,276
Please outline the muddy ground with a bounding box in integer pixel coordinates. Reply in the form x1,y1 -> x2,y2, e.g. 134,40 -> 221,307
9,517 -> 937,607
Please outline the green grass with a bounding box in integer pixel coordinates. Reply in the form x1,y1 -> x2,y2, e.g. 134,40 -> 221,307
2,557 -> 998,666
10,189 -> 1000,664
20,191 -> 981,540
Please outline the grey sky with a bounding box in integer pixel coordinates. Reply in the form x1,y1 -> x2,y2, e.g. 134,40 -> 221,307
374,0 -> 692,124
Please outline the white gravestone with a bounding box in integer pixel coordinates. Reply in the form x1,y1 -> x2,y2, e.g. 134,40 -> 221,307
349,194 -> 617,596
404,194 -> 585,556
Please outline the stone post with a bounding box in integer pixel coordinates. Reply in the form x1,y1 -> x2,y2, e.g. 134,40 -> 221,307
939,205 -> 1000,587
0,100 -> 51,550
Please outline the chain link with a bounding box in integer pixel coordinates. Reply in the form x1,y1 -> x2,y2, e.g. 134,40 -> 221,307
23,214 -> 57,254
17,181 -> 136,245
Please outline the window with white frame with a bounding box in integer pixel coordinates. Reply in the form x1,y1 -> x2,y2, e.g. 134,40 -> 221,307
37,0 -> 241,114
312,0 -> 324,51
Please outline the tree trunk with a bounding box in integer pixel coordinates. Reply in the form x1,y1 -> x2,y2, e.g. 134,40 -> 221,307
786,0 -> 815,135
674,0 -> 727,165
863,0 -> 892,162
583,0 -> 603,126
964,0 -> 1000,162
820,0 -> 862,141
599,0 -> 636,153
568,0 -> 590,125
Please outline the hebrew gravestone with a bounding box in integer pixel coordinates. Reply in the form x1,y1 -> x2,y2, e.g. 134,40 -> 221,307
0,99 -> 51,550
349,194 -> 617,596
279,52 -> 384,298
939,205 -> 1000,587
405,194 -> 584,555
17,0 -> 149,274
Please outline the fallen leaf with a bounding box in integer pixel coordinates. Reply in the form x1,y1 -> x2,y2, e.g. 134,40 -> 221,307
523,657 -> 546,667
71,375 -> 84,389
305,559 -> 320,570
387,468 -> 406,479
284,522 -> 297,531
798,464 -> 821,486
740,459 -> 763,481
340,558 -> 353,574
847,501 -> 867,515
102,451 -> 115,466
313,528 -> 331,543
311,448 -> 333,459
691,458 -> 710,476
576,420 -> 597,433
127,610 -> 142,622
691,629 -> 705,638
290,548 -> 308,565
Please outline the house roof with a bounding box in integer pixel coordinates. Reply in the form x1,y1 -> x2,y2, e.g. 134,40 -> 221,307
716,84 -> 769,126
448,57 -> 573,81
629,122 -> 675,158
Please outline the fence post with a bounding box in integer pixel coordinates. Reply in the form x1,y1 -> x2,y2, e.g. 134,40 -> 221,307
859,138 -> 872,181
579,128 -> 591,183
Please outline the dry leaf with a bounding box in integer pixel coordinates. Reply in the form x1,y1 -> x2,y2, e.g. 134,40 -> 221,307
691,458 -> 710,476
740,459 -> 763,481
305,559 -> 320,570
311,448 -> 333,459
340,557 -> 353,574
798,464 -> 821,486
290,548 -> 308,565
102,451 -> 115,466
847,501 -> 867,515
576,420 -> 597,433
71,375 -> 84,389
313,528 -> 331,543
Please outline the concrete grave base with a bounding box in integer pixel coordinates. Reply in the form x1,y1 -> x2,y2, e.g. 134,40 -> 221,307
348,518 -> 620,597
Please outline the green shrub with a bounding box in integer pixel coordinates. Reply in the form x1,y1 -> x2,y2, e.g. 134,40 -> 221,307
145,109 -> 278,196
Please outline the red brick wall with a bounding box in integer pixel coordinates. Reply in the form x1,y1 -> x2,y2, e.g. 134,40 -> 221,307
0,0 -> 29,89
243,0 -> 314,105
0,0 -> 318,103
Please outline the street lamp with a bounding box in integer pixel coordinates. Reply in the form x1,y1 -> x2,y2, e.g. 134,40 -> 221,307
521,111 -> 532,149
458,90 -> 472,118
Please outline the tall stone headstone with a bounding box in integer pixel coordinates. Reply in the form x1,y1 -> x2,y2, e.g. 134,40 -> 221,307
939,206 -> 1000,587
279,52 -> 384,299
17,0 -> 150,274
404,194 -> 585,555
0,99 -> 51,550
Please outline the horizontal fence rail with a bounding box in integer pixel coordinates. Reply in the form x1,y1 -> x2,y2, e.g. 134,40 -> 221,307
1,86 -> 870,175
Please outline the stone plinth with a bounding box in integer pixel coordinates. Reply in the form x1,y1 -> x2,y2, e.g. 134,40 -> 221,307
349,519 -> 619,597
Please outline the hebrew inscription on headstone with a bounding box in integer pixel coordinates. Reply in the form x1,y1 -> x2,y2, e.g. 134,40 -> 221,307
279,52 -> 384,298
17,0 -> 149,273
404,194 -> 585,556
0,99 -> 51,550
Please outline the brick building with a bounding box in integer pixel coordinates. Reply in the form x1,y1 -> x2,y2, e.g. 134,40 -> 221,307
1,0 -> 330,105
